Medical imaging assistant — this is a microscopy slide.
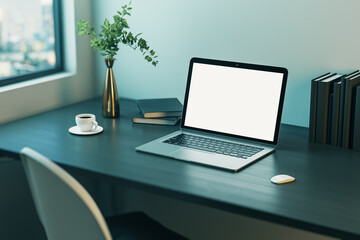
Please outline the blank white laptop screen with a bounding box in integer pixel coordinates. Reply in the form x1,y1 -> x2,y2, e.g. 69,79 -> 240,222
184,62 -> 284,142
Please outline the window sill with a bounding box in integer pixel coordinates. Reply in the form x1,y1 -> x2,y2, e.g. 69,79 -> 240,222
0,71 -> 75,93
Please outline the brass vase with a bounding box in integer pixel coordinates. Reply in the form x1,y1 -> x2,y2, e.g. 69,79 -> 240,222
102,58 -> 120,118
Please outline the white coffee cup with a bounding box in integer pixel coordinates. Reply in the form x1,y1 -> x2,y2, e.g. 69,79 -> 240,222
75,113 -> 98,132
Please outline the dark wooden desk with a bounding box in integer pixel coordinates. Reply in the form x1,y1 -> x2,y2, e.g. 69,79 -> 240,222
1,97 -> 360,239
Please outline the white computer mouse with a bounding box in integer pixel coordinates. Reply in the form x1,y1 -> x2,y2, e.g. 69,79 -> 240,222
271,174 -> 295,184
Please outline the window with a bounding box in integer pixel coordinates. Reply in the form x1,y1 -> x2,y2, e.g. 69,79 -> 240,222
0,0 -> 62,86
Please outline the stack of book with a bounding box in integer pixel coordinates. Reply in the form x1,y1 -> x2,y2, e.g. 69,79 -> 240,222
132,98 -> 182,125
309,70 -> 360,151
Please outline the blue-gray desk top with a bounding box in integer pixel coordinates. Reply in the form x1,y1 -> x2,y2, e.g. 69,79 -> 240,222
1,97 -> 360,239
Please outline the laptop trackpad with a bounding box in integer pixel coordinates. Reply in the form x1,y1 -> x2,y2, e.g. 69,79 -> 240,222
171,148 -> 248,170
171,149 -> 216,163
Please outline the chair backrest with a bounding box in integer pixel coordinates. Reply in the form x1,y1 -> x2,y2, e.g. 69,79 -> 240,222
20,147 -> 112,240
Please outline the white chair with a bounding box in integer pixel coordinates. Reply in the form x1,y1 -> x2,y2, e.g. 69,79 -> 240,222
20,147 -> 186,240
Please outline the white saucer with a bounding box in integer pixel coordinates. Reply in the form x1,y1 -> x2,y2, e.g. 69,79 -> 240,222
69,126 -> 103,135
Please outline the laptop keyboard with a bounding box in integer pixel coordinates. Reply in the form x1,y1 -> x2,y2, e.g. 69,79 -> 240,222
163,133 -> 264,159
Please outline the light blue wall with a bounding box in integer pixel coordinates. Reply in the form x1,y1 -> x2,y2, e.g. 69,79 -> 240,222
92,0 -> 360,127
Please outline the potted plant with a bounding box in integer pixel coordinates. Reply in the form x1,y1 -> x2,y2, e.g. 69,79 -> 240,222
76,1 -> 158,118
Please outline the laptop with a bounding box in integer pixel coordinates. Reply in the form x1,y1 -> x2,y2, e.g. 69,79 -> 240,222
136,57 -> 288,171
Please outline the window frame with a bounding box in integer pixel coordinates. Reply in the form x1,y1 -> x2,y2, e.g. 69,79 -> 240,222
0,0 -> 63,87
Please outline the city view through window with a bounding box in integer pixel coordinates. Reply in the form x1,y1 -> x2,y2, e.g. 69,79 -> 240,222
0,0 -> 58,82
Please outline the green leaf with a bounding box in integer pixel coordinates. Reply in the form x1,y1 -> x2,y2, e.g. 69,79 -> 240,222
122,19 -> 129,28
145,56 -> 152,62
77,19 -> 88,26
114,15 -> 121,23
104,18 -> 109,27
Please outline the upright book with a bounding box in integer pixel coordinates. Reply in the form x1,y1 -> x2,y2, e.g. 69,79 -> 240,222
135,98 -> 183,118
353,86 -> 360,151
342,74 -> 360,148
308,72 -> 333,142
315,74 -> 342,144
338,70 -> 360,146
330,81 -> 341,146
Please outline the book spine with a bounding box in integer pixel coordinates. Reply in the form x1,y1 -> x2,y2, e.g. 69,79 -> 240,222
330,82 -> 341,146
353,86 -> 360,151
338,77 -> 346,146
341,81 -> 351,148
327,93 -> 334,144
315,82 -> 331,144
309,79 -> 319,142
144,111 -> 182,118
132,117 -> 179,125
349,88 -> 359,149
